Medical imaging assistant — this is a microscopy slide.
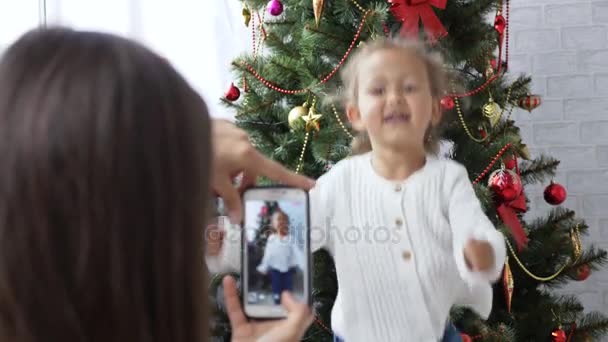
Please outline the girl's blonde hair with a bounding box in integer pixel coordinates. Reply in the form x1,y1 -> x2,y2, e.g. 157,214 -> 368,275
335,37 -> 449,155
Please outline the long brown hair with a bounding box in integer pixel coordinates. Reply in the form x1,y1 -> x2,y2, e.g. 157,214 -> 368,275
0,27 -> 210,341
335,38 -> 449,155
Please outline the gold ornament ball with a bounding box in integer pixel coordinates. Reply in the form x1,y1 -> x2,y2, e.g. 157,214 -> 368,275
519,144 -> 531,160
288,105 -> 308,130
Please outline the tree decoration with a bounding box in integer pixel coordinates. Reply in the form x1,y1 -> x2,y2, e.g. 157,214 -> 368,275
544,181 -> 567,205
503,155 -> 517,170
483,94 -> 502,127
488,168 -> 522,203
288,104 -> 309,130
491,172 -> 528,250
267,0 -> 284,16
518,94 -> 542,112
571,225 -> 582,261
225,83 -> 240,102
441,96 -> 455,110
519,144 -> 531,160
388,0 -> 448,43
551,327 -> 567,342
503,257 -> 514,312
575,264 -> 590,281
243,7 -> 252,27
313,0 -> 325,26
301,98 -> 322,132
494,10 -> 506,35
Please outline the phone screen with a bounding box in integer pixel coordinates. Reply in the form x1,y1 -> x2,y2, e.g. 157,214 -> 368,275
242,187 -> 309,318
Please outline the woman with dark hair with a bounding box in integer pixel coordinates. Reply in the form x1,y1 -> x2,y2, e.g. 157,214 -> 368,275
0,27 -> 313,342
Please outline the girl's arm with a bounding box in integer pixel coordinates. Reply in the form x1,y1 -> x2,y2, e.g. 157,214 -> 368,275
308,171 -> 337,256
256,236 -> 275,274
446,162 -> 507,286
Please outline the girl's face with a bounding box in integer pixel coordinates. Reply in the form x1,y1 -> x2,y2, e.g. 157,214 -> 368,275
347,48 -> 441,153
272,212 -> 289,236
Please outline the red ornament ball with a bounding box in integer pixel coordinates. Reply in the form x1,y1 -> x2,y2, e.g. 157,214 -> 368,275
490,58 -> 498,69
460,333 -> 472,342
494,14 -> 506,35
488,169 -> 522,202
576,264 -> 591,281
551,328 -> 567,342
544,181 -> 567,205
503,156 -> 517,170
440,96 -> 455,110
225,83 -> 240,101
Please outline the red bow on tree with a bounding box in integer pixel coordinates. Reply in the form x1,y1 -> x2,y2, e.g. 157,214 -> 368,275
388,0 -> 448,43
497,190 -> 529,251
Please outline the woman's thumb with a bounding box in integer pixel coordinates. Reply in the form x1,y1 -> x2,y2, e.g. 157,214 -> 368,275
281,292 -> 313,328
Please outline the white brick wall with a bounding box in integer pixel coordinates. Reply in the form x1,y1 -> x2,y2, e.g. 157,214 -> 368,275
509,0 -> 608,333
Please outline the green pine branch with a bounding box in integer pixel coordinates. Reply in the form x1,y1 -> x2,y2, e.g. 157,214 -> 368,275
553,295 -> 585,321
573,312 -> 608,341
527,207 -> 576,232
518,155 -> 560,185
541,247 -> 608,288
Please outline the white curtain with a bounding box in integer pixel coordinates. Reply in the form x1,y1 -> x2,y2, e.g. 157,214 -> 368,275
135,0 -> 251,120
1,0 -> 251,120
0,0 -> 40,52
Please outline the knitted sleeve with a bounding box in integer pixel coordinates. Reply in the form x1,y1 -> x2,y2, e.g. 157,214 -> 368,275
446,161 -> 507,286
205,218 -> 242,274
309,164 -> 342,256
256,235 -> 276,274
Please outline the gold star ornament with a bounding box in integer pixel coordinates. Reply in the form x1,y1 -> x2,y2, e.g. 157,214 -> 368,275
301,109 -> 322,132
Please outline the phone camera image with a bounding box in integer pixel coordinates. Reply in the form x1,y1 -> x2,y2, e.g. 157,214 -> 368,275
244,199 -> 307,307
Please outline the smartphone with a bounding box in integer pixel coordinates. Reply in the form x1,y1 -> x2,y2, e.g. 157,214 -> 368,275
241,186 -> 311,319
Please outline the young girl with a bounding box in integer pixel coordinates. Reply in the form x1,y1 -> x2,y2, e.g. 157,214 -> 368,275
256,209 -> 300,304
207,38 -> 506,342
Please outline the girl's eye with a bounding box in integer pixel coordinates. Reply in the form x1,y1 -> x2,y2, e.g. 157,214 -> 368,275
369,87 -> 384,95
403,84 -> 417,93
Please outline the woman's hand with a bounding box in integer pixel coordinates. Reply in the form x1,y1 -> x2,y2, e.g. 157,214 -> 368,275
211,120 -> 315,223
223,276 -> 313,342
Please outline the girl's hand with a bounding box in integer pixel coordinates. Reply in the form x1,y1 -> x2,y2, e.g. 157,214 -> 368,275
223,276 -> 313,342
463,239 -> 495,272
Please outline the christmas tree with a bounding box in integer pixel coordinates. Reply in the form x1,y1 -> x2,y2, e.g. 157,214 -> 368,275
209,0 -> 608,340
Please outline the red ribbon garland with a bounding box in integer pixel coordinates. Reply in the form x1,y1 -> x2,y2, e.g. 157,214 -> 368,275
497,154 -> 528,251
566,323 -> 576,342
388,0 -> 448,43
497,191 -> 528,251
